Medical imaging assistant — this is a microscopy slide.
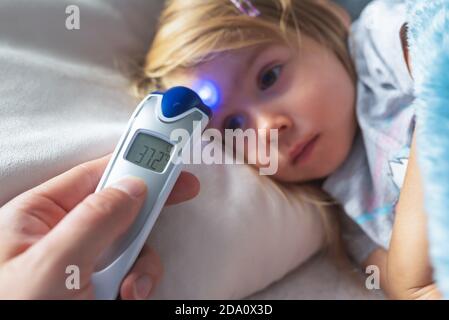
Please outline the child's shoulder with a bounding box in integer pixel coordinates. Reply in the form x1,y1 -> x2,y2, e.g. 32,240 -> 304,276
354,0 -> 407,36
322,2 -> 418,255
350,0 -> 413,95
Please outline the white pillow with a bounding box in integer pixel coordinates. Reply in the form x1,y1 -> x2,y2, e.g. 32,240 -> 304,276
0,0 -> 325,299
151,160 -> 325,299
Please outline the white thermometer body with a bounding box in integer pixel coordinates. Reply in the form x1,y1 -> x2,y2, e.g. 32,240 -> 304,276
91,87 -> 211,299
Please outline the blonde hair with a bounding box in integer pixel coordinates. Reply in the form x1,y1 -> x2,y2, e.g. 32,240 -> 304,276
133,0 -> 354,259
134,0 -> 355,95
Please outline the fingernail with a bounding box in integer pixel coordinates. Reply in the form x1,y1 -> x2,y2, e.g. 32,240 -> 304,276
111,177 -> 147,198
133,275 -> 153,300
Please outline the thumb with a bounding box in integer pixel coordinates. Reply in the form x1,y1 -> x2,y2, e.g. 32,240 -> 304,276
31,177 -> 147,272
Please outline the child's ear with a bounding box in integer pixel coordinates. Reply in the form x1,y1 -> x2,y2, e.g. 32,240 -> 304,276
400,23 -> 413,77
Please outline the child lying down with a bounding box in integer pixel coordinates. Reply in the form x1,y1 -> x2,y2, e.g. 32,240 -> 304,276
134,0 -> 440,299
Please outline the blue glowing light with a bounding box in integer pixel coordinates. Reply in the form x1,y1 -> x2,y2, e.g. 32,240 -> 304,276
192,80 -> 221,111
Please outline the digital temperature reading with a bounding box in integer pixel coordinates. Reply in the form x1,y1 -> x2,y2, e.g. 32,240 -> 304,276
125,132 -> 174,173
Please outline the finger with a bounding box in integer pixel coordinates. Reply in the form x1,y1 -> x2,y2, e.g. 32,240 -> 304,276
119,245 -> 163,300
26,155 -> 111,213
0,155 -> 112,255
165,171 -> 200,206
30,177 -> 147,270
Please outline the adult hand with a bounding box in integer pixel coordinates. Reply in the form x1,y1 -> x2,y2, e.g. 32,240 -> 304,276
0,156 -> 200,299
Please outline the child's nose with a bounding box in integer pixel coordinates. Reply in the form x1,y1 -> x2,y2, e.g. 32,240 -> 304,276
255,112 -> 293,137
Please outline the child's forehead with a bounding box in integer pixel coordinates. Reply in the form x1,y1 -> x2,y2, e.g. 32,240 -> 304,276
194,42 -> 290,77
190,46 -> 262,88
175,43 -> 293,111
200,46 -> 266,71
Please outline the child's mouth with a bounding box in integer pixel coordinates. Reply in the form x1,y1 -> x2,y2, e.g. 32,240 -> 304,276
289,134 -> 320,166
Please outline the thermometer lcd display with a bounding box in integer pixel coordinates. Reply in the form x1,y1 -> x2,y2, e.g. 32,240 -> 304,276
125,132 -> 174,173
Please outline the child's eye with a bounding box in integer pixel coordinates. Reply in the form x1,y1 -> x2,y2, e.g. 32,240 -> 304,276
258,65 -> 283,91
223,114 -> 246,130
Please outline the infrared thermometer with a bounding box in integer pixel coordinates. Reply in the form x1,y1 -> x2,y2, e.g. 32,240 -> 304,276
91,87 -> 211,300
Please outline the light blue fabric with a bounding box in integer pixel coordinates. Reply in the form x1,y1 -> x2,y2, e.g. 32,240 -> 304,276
323,0 -> 415,264
407,0 -> 449,299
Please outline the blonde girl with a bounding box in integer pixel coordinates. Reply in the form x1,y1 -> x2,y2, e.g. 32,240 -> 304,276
134,0 -> 440,299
